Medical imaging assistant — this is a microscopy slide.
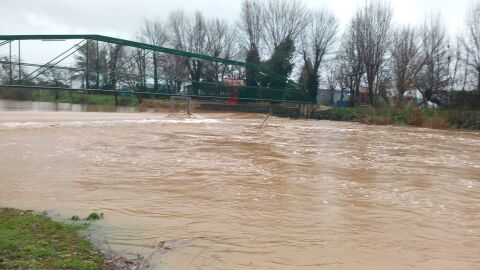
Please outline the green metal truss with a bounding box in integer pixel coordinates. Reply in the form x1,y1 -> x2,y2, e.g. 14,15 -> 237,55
0,34 -> 302,89
0,34 -> 312,103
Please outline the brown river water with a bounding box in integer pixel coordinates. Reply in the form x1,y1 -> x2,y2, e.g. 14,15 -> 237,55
0,100 -> 479,269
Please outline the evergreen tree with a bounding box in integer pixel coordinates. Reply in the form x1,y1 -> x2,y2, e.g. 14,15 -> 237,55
263,37 -> 295,89
298,59 -> 319,101
239,45 -> 261,100
245,45 -> 261,87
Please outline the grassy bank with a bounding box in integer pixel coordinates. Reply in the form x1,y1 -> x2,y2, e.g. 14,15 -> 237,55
32,91 -> 139,107
0,88 -> 193,113
0,88 -> 139,107
0,208 -> 105,270
318,107 -> 480,130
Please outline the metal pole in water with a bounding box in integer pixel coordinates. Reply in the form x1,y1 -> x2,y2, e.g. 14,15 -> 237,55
170,96 -> 175,113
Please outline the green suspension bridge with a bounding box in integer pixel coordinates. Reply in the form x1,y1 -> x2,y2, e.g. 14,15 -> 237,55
0,35 -> 311,104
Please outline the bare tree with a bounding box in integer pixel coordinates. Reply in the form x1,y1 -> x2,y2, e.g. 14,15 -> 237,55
167,10 -> 241,92
138,18 -> 170,92
72,42 -> 101,88
239,0 -> 264,87
300,8 -> 339,100
417,14 -> 450,107
92,44 -> 125,105
139,17 -> 169,47
390,26 -> 423,106
461,48 -> 474,90
336,22 -> 365,106
262,0 -> 311,54
239,0 -> 264,51
449,37 -> 471,91
375,63 -> 393,102
137,13 -> 183,93
205,19 -> 239,81
168,10 -> 210,94
462,2 -> 480,92
103,44 -> 125,91
354,0 -> 393,106
0,56 -> 25,84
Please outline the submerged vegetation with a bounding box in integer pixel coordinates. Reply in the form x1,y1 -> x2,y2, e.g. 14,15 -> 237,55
71,212 -> 104,222
86,212 -> 104,221
0,208 -> 105,270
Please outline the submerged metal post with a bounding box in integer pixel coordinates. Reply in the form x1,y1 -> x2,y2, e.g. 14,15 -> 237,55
170,96 -> 175,113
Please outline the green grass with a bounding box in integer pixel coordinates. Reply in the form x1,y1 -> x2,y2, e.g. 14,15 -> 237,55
30,90 -> 139,107
0,208 -> 106,270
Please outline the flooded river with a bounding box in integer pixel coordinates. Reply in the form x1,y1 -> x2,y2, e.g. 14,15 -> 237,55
0,101 -> 479,269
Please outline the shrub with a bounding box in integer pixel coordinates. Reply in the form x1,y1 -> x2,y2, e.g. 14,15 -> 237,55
320,107 -> 358,121
424,115 -> 451,129
406,108 -> 425,126
319,105 -> 480,130
0,88 -> 32,101
446,110 -> 480,129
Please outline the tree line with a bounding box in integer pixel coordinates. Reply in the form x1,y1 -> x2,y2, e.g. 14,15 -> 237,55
1,0 -> 479,107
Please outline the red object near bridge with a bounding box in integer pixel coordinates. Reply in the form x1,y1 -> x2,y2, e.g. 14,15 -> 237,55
224,79 -> 245,104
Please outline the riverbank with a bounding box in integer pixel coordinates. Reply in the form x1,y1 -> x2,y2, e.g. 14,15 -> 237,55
0,89 -> 140,107
1,88 -> 479,130
318,107 -> 480,130
0,208 -> 106,269
0,89 -> 198,113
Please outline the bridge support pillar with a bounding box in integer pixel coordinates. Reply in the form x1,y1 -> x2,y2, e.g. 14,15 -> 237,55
187,97 -> 192,115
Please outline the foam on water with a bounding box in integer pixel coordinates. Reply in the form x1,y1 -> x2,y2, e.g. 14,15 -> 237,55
0,118 -> 222,130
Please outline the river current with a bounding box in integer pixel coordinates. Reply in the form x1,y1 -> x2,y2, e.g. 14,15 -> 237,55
0,102 -> 479,269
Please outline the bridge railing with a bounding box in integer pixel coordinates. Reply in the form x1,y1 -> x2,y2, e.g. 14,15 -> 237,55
0,35 -> 314,104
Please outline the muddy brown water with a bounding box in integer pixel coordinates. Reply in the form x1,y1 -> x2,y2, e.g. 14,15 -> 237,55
0,101 -> 479,269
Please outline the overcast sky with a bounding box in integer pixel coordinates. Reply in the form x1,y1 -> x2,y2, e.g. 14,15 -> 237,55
0,0 -> 475,65
0,0 -> 474,38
